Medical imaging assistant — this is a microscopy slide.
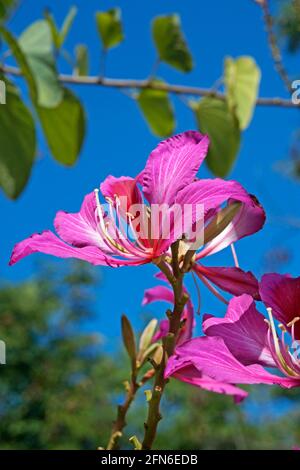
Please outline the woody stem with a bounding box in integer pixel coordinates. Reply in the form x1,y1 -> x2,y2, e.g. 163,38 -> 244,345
141,251 -> 188,450
106,369 -> 154,450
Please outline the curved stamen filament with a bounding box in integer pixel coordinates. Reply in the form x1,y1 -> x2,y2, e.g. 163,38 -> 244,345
191,270 -> 201,315
266,307 -> 299,377
230,243 -> 239,268
287,317 -> 300,342
94,189 -> 130,255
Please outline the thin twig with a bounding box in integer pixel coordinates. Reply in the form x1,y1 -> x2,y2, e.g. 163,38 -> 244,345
105,368 -> 154,450
260,0 -> 293,93
0,63 -> 298,108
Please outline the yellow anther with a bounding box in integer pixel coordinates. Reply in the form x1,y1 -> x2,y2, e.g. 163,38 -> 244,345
278,323 -> 287,332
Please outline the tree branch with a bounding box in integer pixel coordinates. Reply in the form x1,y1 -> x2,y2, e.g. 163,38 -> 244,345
0,63 -> 298,108
105,368 -> 155,450
260,0 -> 293,93
142,256 -> 188,450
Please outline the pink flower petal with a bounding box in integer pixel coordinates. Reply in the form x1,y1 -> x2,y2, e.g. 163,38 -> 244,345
9,230 -> 147,267
54,192 -> 107,249
142,285 -> 174,306
166,336 -> 298,391
194,265 -> 260,299
100,175 -> 142,212
142,284 -> 194,345
260,273 -> 300,339
175,178 -> 251,218
197,196 -> 266,259
142,131 -> 209,205
165,363 -> 248,402
203,294 -> 275,367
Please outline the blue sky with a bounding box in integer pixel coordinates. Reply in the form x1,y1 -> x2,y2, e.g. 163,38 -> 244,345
1,0 -> 299,346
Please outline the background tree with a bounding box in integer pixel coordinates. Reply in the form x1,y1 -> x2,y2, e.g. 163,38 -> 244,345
0,261 -> 299,450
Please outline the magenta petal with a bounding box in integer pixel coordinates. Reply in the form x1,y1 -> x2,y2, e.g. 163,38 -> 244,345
100,175 -> 142,211
203,294 -> 275,367
260,273 -> 300,338
165,363 -> 248,402
9,230 -> 108,266
166,336 -> 298,389
152,319 -> 170,343
9,231 -> 147,267
174,179 -> 254,244
142,284 -> 194,345
142,131 -> 209,205
142,285 -> 174,306
54,192 -> 105,249
175,178 -> 251,217
198,196 -> 266,259
194,265 -> 260,299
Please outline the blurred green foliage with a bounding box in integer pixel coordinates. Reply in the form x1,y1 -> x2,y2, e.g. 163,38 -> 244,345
0,261 -> 299,449
278,0 -> 300,53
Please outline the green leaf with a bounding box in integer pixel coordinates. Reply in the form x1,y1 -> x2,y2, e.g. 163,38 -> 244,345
44,9 -> 60,49
0,77 -> 36,198
36,88 -> 85,166
152,14 -> 193,72
224,56 -> 261,130
195,97 -> 241,177
137,84 -> 175,137
19,20 -> 63,108
74,44 -> 89,76
96,8 -> 124,50
0,26 -> 37,101
44,6 -> 77,50
59,6 -> 77,48
121,315 -> 136,363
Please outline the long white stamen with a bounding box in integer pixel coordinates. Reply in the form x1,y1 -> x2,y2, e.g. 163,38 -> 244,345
230,243 -> 239,268
94,189 -> 130,255
267,307 -> 298,376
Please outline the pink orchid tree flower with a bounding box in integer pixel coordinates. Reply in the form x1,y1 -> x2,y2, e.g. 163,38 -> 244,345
166,274 -> 300,401
9,130 -> 265,303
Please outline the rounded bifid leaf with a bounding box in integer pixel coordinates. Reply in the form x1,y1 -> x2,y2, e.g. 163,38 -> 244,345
152,14 -> 193,72
96,8 -> 124,50
137,84 -> 175,137
195,97 -> 241,177
18,20 -> 63,108
0,77 -> 36,199
121,315 -> 136,363
74,44 -> 89,76
36,88 -> 85,166
224,56 -> 261,130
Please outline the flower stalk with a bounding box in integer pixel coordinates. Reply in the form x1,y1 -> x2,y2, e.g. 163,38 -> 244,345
141,248 -> 188,450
